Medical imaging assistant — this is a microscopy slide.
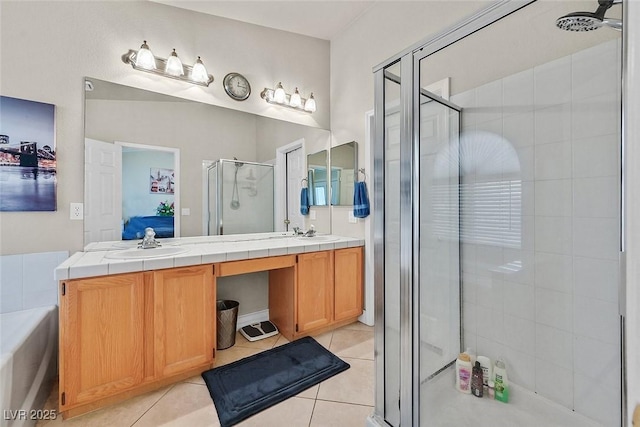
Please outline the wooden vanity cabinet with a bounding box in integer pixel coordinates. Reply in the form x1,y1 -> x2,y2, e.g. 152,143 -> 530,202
59,265 -> 216,418
270,247 -> 364,340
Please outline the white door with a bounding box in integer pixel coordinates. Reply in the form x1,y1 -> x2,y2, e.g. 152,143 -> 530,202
84,138 -> 122,245
286,147 -> 305,231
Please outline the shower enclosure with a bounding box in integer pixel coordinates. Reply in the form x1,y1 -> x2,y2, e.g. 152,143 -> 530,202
206,159 -> 274,235
372,1 -> 624,426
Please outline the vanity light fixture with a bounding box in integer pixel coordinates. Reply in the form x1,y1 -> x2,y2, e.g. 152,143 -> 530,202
260,83 -> 316,113
122,40 -> 214,87
165,49 -> 184,76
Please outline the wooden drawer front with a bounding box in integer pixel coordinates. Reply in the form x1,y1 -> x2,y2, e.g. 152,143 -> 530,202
219,255 -> 296,277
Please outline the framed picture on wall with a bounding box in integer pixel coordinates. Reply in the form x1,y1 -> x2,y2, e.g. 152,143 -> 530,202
0,96 -> 57,211
150,167 -> 174,194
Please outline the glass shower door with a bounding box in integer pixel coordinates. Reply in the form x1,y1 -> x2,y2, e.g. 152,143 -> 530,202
417,91 -> 462,426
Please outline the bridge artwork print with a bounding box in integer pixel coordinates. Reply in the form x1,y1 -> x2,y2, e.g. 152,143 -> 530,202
0,96 -> 56,211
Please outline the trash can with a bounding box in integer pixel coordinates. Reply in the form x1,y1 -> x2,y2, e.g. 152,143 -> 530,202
216,300 -> 239,350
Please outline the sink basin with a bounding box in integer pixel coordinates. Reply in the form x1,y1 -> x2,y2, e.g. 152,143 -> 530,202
296,236 -> 340,242
105,246 -> 189,259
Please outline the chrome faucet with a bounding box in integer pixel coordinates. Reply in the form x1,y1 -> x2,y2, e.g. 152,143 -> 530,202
292,227 -> 304,236
139,227 -> 161,249
303,225 -> 316,237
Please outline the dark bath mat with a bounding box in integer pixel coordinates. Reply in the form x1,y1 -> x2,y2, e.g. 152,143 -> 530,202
202,336 -> 349,427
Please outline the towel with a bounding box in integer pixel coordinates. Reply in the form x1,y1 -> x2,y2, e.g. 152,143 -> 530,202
300,187 -> 310,215
353,181 -> 370,218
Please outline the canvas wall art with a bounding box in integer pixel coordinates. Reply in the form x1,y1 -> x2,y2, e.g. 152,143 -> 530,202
150,167 -> 174,194
0,96 -> 57,211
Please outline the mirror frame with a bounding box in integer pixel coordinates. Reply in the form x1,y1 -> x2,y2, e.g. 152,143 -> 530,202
329,141 -> 358,206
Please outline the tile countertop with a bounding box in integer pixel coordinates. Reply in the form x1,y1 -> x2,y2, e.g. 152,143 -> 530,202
55,232 -> 365,281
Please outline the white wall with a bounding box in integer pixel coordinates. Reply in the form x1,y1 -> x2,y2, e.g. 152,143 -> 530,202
0,0 -> 329,255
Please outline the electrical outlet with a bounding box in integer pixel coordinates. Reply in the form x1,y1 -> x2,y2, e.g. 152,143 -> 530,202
348,211 -> 358,224
310,210 -> 317,220
70,202 -> 83,220
181,208 -> 190,216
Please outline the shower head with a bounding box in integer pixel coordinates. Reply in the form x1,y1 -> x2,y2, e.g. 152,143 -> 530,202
233,157 -> 244,168
556,0 -> 621,32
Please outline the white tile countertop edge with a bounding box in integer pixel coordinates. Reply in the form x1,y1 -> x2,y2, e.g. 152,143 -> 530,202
55,232 -> 364,281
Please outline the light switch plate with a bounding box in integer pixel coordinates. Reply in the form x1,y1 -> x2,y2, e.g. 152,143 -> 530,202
310,210 -> 317,220
348,211 -> 357,224
70,202 -> 83,220
181,208 -> 190,216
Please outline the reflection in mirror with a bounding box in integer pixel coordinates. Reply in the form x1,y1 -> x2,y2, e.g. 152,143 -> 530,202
330,141 -> 357,206
84,78 -> 330,245
306,150 -> 328,206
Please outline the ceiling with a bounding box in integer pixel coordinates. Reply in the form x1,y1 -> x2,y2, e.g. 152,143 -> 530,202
150,1 -> 377,40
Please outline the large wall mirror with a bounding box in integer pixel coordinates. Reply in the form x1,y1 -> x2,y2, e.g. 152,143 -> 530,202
306,150 -> 328,206
84,77 -> 330,245
330,141 -> 357,206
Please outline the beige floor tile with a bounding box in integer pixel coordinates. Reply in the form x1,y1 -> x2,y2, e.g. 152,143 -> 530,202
317,358 -> 374,406
309,330 -> 333,349
296,384 -> 319,400
37,385 -> 170,427
310,400 -> 374,427
214,346 -> 263,367
233,331 -> 280,350
132,383 -> 218,427
273,334 -> 290,347
329,329 -> 374,360
236,397 -> 315,427
339,321 -> 374,332
183,374 -> 206,385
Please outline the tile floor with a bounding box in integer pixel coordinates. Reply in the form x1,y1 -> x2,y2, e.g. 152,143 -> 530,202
37,322 -> 374,427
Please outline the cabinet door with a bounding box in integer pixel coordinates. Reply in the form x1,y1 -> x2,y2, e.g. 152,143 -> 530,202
334,247 -> 364,321
297,251 -> 334,332
60,274 -> 144,408
153,265 -> 215,377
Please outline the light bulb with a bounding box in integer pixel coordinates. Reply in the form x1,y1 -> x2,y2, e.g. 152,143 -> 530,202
191,56 -> 209,83
135,40 -> 156,70
274,82 -> 286,104
165,49 -> 184,76
289,87 -> 302,108
304,93 -> 316,112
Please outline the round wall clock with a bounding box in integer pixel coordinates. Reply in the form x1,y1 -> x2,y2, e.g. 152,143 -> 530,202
223,72 -> 251,101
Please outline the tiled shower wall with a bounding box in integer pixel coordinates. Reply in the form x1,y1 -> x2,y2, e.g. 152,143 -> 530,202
451,39 -> 621,426
0,251 -> 68,314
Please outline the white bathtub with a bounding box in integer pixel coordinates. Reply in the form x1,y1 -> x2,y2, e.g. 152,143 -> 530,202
0,307 -> 57,427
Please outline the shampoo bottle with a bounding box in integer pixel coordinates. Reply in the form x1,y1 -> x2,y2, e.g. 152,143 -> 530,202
455,353 -> 472,394
471,361 -> 484,398
476,355 -> 493,390
493,358 -> 509,403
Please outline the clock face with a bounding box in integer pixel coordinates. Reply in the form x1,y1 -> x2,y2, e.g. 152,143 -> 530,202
223,73 -> 251,101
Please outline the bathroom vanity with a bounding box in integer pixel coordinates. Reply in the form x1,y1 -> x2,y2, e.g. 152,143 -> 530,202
54,233 -> 364,418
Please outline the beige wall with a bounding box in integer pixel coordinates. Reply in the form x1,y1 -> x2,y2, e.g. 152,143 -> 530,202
0,0 -> 329,255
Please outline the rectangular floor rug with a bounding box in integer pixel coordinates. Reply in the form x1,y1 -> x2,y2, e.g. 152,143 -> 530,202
202,336 -> 350,427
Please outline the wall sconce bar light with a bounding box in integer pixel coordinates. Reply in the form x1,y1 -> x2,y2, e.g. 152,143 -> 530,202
122,41 -> 214,87
260,82 -> 316,113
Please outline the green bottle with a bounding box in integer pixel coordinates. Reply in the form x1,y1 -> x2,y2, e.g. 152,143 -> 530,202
493,359 -> 509,403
